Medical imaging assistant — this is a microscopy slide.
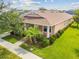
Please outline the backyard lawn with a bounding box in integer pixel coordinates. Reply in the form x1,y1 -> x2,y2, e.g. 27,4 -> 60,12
30,23 -> 79,59
0,45 -> 21,59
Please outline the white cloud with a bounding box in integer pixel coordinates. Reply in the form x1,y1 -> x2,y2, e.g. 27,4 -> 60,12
72,2 -> 79,9
72,2 -> 79,5
10,0 -> 40,10
44,0 -> 54,2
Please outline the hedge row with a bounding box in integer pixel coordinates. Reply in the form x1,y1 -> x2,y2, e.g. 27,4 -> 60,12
49,23 -> 72,45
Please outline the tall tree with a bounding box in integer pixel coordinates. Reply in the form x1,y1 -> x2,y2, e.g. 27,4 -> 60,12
0,10 -> 24,36
39,7 -> 47,12
74,9 -> 79,16
0,0 -> 10,12
73,9 -> 79,28
73,16 -> 79,28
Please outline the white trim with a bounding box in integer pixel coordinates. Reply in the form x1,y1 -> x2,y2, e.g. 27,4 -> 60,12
47,26 -> 50,38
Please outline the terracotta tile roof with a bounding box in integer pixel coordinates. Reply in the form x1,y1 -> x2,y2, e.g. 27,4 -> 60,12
23,11 -> 72,26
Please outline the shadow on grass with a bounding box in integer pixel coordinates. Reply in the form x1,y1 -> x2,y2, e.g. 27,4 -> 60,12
74,49 -> 79,57
70,25 -> 79,29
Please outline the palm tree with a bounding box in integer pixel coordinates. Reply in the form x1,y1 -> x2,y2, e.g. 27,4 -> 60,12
0,11 -> 24,36
73,9 -> 79,28
74,9 -> 79,16
24,27 -> 42,44
73,16 -> 79,28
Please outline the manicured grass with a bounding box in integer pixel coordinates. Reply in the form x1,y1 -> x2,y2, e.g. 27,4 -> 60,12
20,43 -> 31,51
0,45 -> 21,59
29,23 -> 79,59
3,35 -> 19,44
20,43 -> 38,51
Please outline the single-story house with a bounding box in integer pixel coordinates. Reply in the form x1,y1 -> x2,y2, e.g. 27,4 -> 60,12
22,11 -> 73,38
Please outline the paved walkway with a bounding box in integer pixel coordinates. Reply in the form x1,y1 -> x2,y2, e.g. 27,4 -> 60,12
0,32 -> 10,38
0,33 -> 42,59
14,40 -> 25,46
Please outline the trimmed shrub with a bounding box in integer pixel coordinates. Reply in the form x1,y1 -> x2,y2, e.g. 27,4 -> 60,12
40,38 -> 49,47
49,29 -> 65,45
36,35 -> 49,48
49,35 -> 56,44
55,32 -> 61,38
58,30 -> 64,35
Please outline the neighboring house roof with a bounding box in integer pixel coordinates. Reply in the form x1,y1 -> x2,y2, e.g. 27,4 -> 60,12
23,11 -> 72,26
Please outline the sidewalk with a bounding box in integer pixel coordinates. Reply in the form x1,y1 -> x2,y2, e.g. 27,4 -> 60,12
0,33 -> 42,59
14,40 -> 25,46
0,32 -> 10,38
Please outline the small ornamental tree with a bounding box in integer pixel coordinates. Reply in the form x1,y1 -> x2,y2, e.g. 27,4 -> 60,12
24,27 -> 42,44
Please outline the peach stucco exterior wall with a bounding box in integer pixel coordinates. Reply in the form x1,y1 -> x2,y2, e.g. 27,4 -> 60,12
54,19 -> 73,34
25,19 -> 73,37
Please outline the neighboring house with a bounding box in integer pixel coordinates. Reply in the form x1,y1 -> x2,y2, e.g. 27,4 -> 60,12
22,11 -> 73,38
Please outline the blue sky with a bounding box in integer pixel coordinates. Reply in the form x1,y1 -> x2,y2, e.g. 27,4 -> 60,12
4,0 -> 79,10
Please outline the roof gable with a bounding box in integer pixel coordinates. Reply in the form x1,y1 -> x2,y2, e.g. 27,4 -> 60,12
36,11 -> 72,26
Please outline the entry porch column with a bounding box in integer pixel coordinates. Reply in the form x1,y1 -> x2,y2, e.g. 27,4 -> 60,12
47,26 -> 50,38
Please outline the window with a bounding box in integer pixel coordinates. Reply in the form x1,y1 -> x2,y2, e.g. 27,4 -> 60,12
44,26 -> 47,32
50,27 -> 51,32
44,26 -> 51,32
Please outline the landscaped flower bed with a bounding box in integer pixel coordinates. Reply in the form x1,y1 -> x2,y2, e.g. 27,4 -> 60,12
20,23 -> 79,59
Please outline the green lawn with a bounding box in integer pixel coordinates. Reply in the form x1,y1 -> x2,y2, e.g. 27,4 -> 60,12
30,23 -> 79,59
0,45 -> 21,59
3,35 -> 19,44
20,43 -> 31,51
